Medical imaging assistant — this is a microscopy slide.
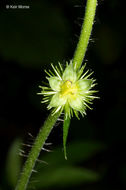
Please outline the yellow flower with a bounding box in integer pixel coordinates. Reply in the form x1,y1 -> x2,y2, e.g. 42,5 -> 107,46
39,61 -> 97,119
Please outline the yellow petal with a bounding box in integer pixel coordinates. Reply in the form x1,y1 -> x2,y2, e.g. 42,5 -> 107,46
49,93 -> 67,107
48,77 -> 61,91
62,64 -> 77,82
77,79 -> 92,92
68,95 -> 83,111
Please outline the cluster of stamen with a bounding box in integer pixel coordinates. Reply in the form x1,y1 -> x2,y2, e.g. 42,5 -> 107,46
61,80 -> 77,96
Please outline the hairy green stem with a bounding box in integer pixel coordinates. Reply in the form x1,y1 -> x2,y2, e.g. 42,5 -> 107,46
15,1 -> 97,189
73,0 -> 97,71
15,111 -> 61,190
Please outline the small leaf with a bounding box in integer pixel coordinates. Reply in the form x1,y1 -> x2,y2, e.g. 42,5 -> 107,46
63,116 -> 71,160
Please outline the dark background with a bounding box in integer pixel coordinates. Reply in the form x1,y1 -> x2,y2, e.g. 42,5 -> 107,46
0,0 -> 126,189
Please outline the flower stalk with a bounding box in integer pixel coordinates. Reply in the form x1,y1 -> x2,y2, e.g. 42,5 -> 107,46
73,0 -> 97,71
15,111 -> 61,190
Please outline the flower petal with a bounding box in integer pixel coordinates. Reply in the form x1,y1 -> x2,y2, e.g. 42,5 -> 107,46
49,93 -> 66,108
62,64 -> 77,82
77,79 -> 92,92
69,95 -> 84,111
48,77 -> 61,91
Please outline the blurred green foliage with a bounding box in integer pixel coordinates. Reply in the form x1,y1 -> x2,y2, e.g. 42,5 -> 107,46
0,1 -> 70,68
3,139 -> 22,189
31,141 -> 104,190
0,0 -> 126,190
4,139 -> 104,190
5,139 -> 22,189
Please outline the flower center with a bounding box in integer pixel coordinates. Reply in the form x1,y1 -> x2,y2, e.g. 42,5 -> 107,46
61,80 -> 77,96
